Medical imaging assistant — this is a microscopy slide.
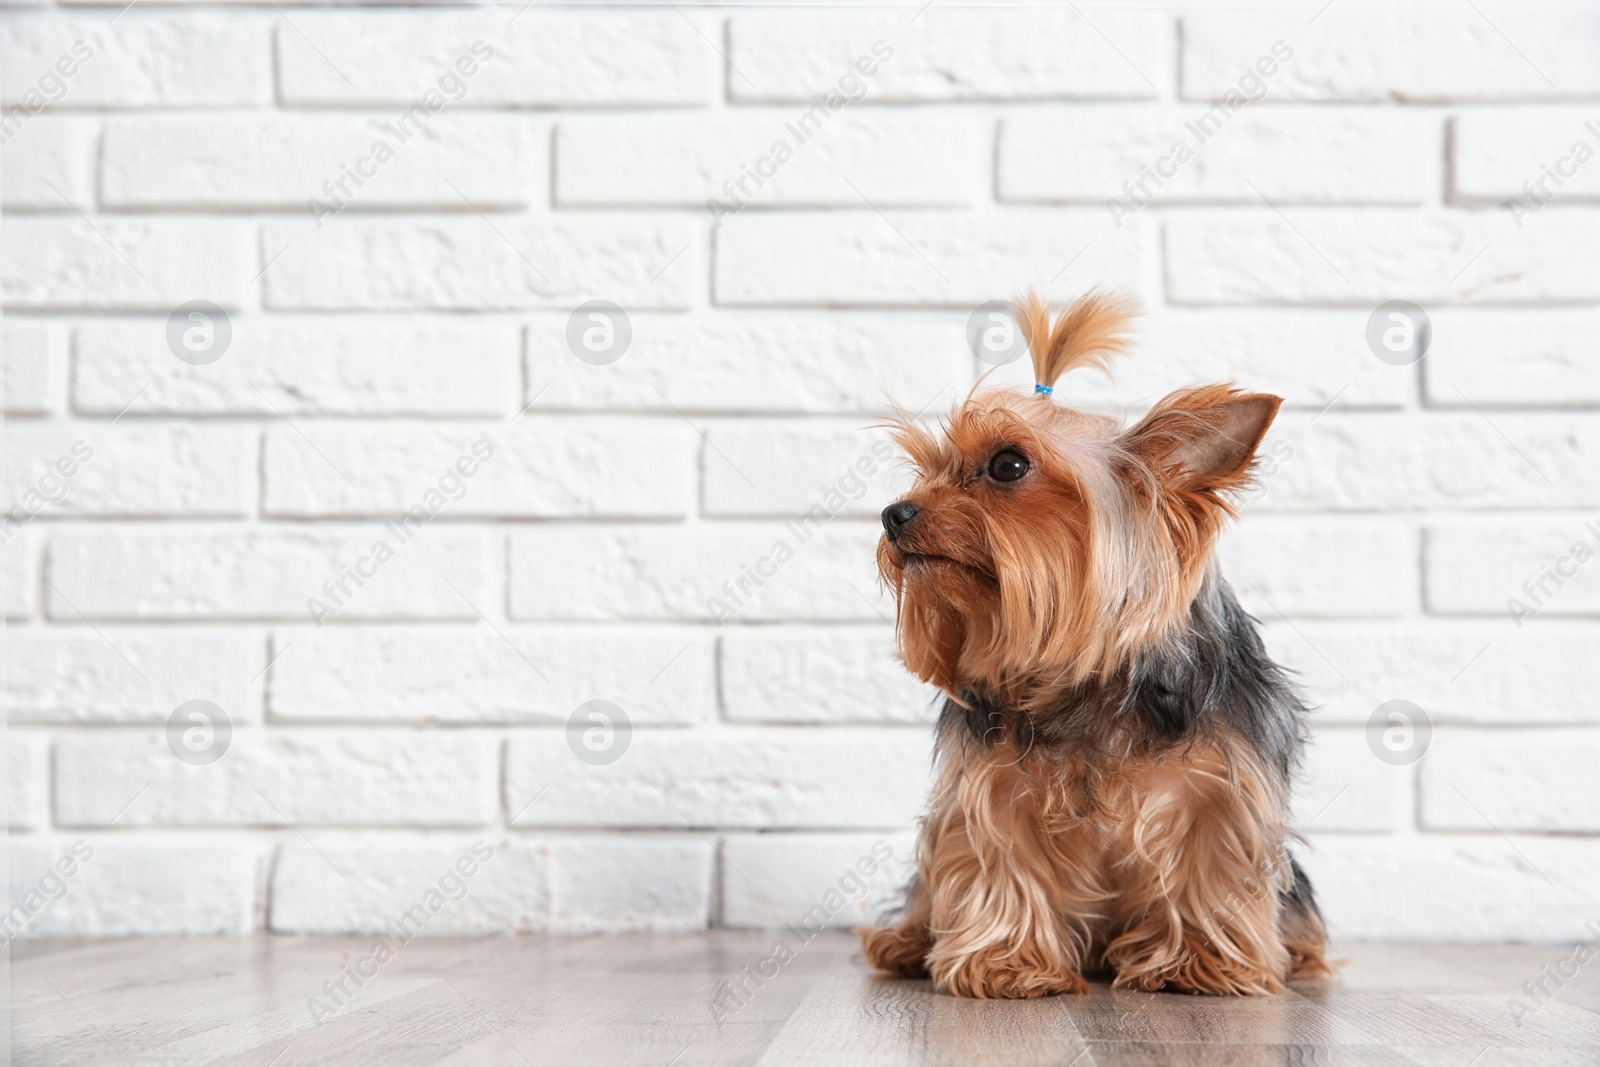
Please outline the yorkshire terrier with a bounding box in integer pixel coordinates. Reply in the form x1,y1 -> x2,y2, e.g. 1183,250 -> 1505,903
860,293 -> 1331,998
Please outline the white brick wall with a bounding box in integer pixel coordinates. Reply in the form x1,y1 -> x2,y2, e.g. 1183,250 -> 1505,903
3,3 -> 1598,943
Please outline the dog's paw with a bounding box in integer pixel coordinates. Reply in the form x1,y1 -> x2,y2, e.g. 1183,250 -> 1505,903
934,951 -> 1090,999
859,924 -> 932,978
1111,949 -> 1283,996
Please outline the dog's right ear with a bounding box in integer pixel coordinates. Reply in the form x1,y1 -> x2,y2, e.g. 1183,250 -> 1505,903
1120,384 -> 1282,498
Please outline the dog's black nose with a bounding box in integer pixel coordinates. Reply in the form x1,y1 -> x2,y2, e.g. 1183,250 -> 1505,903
881,500 -> 920,541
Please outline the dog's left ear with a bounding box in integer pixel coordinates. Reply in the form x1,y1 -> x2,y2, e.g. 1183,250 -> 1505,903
1121,385 -> 1282,496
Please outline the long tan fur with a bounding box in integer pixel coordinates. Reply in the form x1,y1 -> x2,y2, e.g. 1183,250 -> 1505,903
861,290 -> 1330,998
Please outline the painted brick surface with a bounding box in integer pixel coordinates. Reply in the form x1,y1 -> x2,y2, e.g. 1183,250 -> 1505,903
102,114 -> 532,209
54,732 -> 498,827
720,832 -> 917,929
4,4 -> 1593,942
1,321 -> 63,414
504,728 -> 930,829
75,319 -> 521,417
0,116 -> 96,208
1180,12 -> 1600,102
728,10 -> 1164,102
269,627 -> 713,725
2,218 -> 244,310
1000,110 -> 1428,205
275,13 -> 710,107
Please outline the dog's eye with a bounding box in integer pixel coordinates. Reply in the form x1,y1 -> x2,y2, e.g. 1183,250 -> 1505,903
987,449 -> 1029,483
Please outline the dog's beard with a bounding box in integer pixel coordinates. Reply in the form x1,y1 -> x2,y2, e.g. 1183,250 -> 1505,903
882,543 -> 1004,695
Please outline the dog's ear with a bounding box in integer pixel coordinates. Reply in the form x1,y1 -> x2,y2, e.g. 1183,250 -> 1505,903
1121,385 -> 1282,496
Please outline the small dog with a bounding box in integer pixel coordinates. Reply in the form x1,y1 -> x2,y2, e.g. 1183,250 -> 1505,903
860,292 -> 1331,998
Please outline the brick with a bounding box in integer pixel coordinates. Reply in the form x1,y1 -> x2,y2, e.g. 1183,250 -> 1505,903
1424,311 -> 1600,406
1293,727 -> 1408,833
701,420 -> 908,518
984,310 -> 1408,411
1000,110 -> 1427,205
270,627 -> 713,725
9,734 -> 44,831
1219,519 -> 1411,618
270,835 -> 712,935
1263,621 -> 1600,726
1250,414 -> 1600,512
263,421 -> 691,519
75,318 -> 520,417
1425,523 -> 1600,617
0,115 -> 95,208
2,530 -> 37,619
103,113 -> 531,209
261,218 -> 692,311
270,836 -> 545,935
2,218 -> 244,311
6,425 -> 248,516
720,626 -> 937,725
509,523 -> 891,622
557,113 -> 980,208
1181,12 -> 1600,102
715,212 -> 1141,307
277,13 -> 708,106
720,832 -> 916,929
6,839 -> 257,936
0,14 -> 270,107
1421,729 -> 1600,832
1166,212 -> 1600,305
2,320 -> 63,414
46,527 -> 490,622
1453,111 -> 1600,202
524,313 -> 967,415
506,727 -> 930,829
550,836 -> 713,933
728,10 -> 1162,102
6,629 -> 260,724
1301,833 -> 1600,940
54,732 -> 497,827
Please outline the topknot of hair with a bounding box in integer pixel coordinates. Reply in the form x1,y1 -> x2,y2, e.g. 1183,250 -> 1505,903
1013,290 -> 1138,393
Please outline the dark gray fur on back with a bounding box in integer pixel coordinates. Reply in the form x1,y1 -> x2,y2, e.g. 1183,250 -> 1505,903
940,571 -> 1310,785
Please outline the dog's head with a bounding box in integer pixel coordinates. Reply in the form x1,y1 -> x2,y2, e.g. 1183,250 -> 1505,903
878,292 -> 1281,702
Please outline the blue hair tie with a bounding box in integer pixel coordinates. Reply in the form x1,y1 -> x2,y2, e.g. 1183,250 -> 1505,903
1034,383 -> 1053,396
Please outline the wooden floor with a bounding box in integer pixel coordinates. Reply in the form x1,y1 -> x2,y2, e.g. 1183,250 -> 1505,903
14,934 -> 1600,1065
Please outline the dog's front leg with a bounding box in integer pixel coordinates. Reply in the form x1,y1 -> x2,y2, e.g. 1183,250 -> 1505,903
921,754 -> 1095,999
859,873 -> 933,978
1104,739 -> 1294,995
